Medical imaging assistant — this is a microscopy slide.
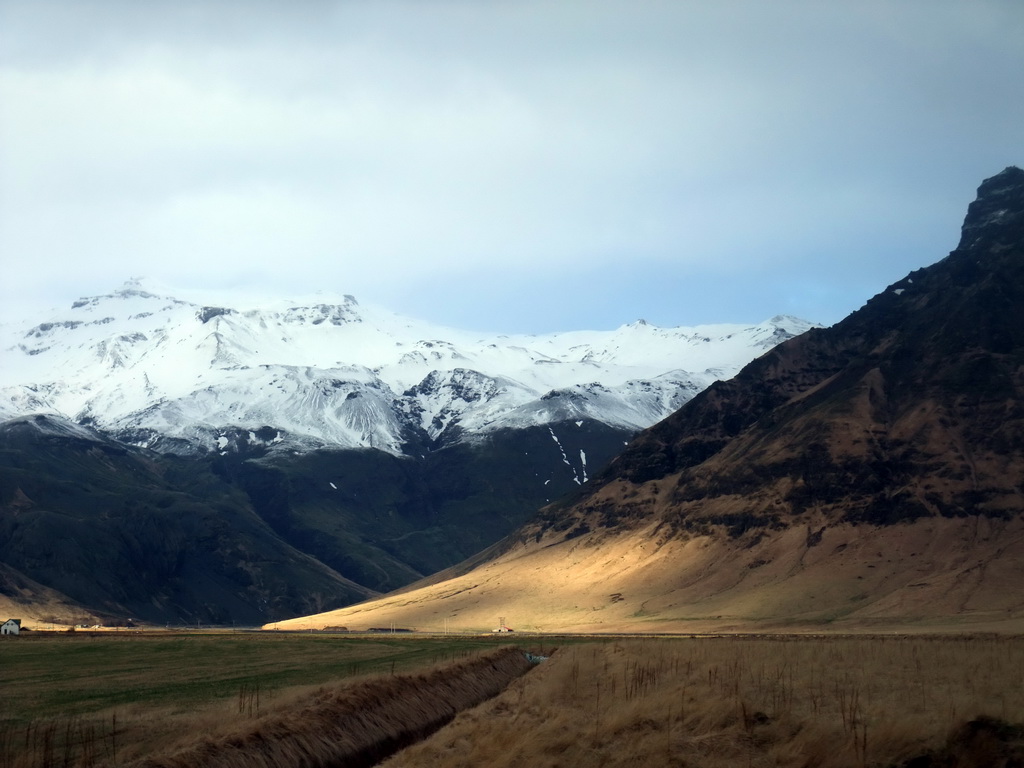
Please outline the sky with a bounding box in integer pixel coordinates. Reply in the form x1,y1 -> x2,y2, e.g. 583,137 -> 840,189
1,1 -> 1022,334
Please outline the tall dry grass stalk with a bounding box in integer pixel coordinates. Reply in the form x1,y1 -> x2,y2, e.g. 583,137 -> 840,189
382,635 -> 1024,768
118,646 -> 532,768
0,716 -> 111,768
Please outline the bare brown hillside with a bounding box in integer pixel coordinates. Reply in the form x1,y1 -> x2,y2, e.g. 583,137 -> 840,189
273,515 -> 1024,633
278,167 -> 1024,634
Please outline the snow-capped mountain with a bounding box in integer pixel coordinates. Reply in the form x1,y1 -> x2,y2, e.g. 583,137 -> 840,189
0,279 -> 816,456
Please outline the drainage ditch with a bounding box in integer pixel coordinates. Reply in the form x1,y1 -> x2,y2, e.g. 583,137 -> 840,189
124,646 -> 539,768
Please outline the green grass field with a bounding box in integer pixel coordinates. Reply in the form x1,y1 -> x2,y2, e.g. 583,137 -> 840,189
1,630 -> 548,767
0,631 -> 534,723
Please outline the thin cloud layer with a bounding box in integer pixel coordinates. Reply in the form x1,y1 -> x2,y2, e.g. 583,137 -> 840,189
1,1 -> 1022,332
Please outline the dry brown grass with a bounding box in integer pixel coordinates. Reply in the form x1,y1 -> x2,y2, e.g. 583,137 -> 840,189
277,517 -> 1024,636
382,635 -> 1024,768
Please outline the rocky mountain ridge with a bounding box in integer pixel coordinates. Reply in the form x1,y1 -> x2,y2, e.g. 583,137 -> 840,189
575,165 -> 1024,532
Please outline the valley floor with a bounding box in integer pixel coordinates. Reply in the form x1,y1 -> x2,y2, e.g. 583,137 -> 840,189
3,632 -> 1023,767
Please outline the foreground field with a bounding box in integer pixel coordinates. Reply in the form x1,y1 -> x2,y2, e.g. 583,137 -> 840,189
0,632 -> 528,767
388,635 -> 1024,768
3,633 -> 1023,767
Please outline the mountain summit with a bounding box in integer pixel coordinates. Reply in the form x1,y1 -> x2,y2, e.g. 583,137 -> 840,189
284,167 -> 1024,633
957,165 -> 1024,251
0,282 -> 813,457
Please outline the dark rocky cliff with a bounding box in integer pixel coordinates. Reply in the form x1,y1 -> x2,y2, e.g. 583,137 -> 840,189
552,167 -> 1024,536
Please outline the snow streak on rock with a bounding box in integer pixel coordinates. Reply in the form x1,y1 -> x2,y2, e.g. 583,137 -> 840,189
549,427 -> 582,486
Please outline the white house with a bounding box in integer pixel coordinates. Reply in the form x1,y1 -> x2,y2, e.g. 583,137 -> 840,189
1,619 -> 21,635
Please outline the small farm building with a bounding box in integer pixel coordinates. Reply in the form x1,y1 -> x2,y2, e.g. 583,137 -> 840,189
1,619 -> 21,635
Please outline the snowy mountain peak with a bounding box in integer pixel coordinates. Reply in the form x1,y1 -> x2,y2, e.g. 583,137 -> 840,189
0,282 -> 817,456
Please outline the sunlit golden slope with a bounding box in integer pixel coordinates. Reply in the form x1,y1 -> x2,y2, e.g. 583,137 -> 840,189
270,513 -> 1024,634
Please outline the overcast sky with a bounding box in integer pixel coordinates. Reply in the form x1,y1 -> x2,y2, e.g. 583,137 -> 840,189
1,1 -> 1022,333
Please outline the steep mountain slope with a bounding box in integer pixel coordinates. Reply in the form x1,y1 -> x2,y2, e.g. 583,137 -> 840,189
0,283 -> 811,455
0,561 -> 104,628
215,418 -> 633,595
0,414 -> 374,624
279,166 -> 1024,633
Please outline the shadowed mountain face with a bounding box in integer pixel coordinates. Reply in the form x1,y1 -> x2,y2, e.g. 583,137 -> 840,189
0,415 -> 376,624
279,168 -> 1024,634
0,413 -> 630,625
564,166 -> 1024,536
